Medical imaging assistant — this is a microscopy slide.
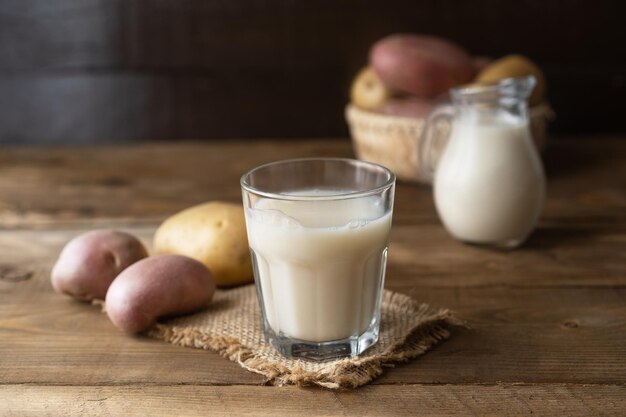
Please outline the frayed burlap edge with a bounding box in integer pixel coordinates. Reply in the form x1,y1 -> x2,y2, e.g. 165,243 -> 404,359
147,297 -> 465,389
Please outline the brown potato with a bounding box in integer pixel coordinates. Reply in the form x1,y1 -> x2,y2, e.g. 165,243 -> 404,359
105,254 -> 215,333
475,54 -> 546,106
153,201 -> 253,287
370,34 -> 474,98
350,66 -> 391,110
51,230 -> 148,301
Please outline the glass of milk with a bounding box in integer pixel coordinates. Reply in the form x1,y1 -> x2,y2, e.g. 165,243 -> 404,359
419,76 -> 546,249
241,158 -> 395,360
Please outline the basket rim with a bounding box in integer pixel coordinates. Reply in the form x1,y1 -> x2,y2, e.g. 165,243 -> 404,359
345,102 -> 555,123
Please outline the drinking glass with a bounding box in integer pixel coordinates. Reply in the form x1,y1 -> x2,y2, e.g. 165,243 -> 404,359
241,158 -> 395,360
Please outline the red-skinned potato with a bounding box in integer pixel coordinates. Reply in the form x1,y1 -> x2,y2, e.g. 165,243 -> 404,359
370,34 -> 474,98
105,254 -> 216,333
379,97 -> 437,119
51,230 -> 148,301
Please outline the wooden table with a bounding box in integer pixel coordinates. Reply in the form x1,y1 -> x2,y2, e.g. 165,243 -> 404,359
1,137 -> 625,416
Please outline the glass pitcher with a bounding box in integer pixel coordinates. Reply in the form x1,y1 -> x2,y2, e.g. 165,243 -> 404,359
419,76 -> 545,249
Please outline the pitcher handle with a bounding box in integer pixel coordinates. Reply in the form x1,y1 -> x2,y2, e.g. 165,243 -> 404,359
418,104 -> 455,182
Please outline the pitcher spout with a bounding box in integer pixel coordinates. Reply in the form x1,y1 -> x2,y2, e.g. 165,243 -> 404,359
498,75 -> 537,101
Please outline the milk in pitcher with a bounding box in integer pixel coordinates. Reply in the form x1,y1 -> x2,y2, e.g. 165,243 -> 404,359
434,114 -> 545,246
420,76 -> 546,248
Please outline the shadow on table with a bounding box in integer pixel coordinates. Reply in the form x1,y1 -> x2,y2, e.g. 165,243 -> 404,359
523,226 -> 599,251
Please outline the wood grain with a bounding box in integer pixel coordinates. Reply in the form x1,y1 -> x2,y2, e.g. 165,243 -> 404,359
0,140 -> 352,225
2,245 -> 625,386
2,225 -> 625,289
2,384 -> 625,417
1,1 -> 624,143
4,1 -> 621,71
0,138 -> 623,228
0,138 -> 625,414
0,71 -> 346,144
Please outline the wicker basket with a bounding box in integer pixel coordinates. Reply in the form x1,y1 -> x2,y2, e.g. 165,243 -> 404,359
346,103 -> 554,184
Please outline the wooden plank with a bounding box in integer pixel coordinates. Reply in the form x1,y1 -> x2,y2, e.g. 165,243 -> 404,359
3,264 -> 626,386
0,138 -> 624,227
1,384 -> 625,416
2,0 -> 622,71
2,71 -> 621,144
2,225 -> 624,289
387,224 -> 626,288
381,287 -> 626,385
0,291 -> 264,386
0,0 -> 124,70
1,2 -> 624,143
0,140 -> 352,226
0,138 -> 625,411
0,72 -> 347,145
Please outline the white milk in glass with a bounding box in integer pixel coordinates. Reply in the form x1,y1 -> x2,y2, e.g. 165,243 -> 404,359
245,190 -> 392,342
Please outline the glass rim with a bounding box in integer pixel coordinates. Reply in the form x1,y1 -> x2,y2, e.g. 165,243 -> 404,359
240,157 -> 396,201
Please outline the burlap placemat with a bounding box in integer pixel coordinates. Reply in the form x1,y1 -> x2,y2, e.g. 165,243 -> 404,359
146,285 -> 462,389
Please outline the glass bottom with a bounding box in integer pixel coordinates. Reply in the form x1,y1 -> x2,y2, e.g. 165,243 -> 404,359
263,315 -> 380,361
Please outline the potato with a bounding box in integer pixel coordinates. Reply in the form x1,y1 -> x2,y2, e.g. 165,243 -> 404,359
105,254 -> 215,333
350,66 -> 391,110
153,201 -> 253,287
475,54 -> 546,106
370,34 -> 474,98
379,97 -> 436,119
51,230 -> 148,301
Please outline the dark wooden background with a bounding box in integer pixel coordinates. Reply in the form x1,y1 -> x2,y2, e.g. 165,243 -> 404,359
0,0 -> 624,144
